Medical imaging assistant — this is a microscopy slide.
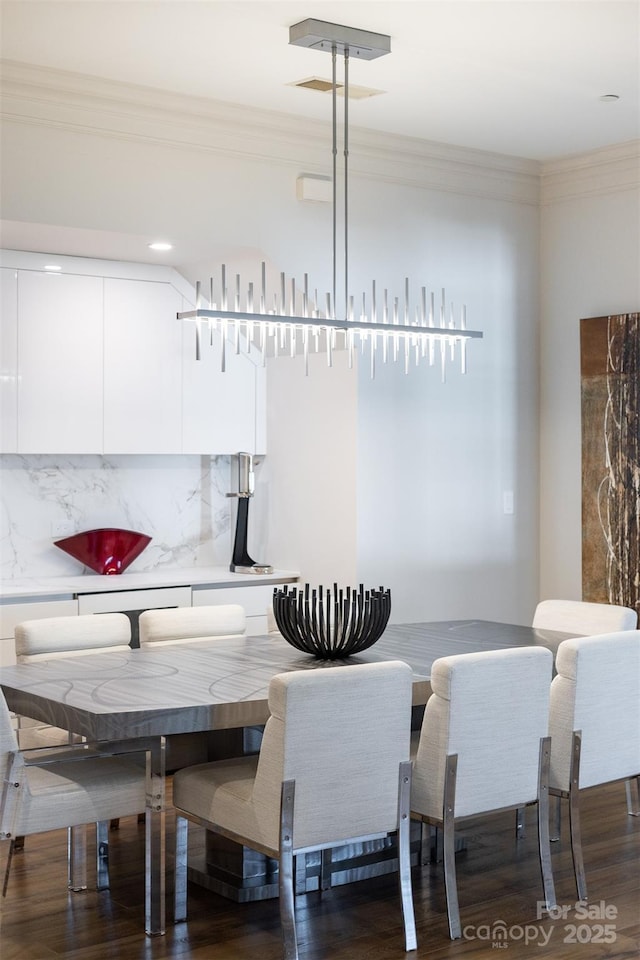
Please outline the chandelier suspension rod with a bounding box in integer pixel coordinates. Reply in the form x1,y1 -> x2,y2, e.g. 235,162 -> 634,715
332,43 -> 351,323
344,46 -> 350,322
331,45 -> 337,319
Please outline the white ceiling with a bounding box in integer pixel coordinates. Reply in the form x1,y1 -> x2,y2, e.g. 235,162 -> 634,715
1,0 -> 639,162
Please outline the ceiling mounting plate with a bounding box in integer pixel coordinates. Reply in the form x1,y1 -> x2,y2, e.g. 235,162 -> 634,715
289,19 -> 391,60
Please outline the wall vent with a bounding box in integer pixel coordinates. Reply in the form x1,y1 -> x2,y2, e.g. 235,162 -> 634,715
289,77 -> 384,100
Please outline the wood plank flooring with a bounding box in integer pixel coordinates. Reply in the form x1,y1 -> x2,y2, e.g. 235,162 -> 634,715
1,780 -> 638,959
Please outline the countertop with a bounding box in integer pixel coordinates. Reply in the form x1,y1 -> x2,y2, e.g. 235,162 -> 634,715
0,566 -> 299,602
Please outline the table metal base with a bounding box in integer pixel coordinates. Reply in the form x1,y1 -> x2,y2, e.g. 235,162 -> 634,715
188,822 -> 466,903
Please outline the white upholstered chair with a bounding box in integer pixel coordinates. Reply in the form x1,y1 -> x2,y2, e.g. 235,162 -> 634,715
548,631 -> 640,901
15,611 -> 132,663
138,604 -> 246,647
14,613 -> 132,748
0,688 -> 146,897
532,599 -> 639,817
172,661 -> 417,959
532,599 -> 637,635
138,604 -> 248,768
411,646 -> 556,940
13,613 -> 134,843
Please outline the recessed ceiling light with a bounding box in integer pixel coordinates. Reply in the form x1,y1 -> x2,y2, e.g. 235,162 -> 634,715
44,264 -> 62,272
599,94 -> 620,102
148,242 -> 173,251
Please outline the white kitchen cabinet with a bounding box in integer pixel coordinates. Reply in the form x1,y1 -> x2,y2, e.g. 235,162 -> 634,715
192,583 -> 281,635
0,267 -> 18,452
104,278 -> 183,453
17,271 -> 103,453
1,251 -> 266,455
182,313 -> 259,454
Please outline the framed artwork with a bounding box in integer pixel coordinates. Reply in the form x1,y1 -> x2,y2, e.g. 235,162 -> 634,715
580,312 -> 639,617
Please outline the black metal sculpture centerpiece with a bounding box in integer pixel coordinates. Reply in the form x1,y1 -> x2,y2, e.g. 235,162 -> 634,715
272,583 -> 391,660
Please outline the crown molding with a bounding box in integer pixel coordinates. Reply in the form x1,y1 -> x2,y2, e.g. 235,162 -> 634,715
540,141 -> 640,204
0,59 -> 540,205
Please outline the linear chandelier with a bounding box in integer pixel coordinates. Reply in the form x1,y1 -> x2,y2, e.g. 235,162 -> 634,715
178,18 -> 483,378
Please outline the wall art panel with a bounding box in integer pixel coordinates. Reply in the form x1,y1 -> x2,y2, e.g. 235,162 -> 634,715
581,313 -> 639,617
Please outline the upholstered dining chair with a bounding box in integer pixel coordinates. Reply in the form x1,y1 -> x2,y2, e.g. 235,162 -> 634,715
172,660 -> 417,959
138,604 -> 246,646
15,611 -> 132,663
532,599 -> 639,817
0,687 -> 146,897
14,612 -> 132,748
548,630 -> 640,901
13,613 -> 135,845
138,604 -> 248,767
532,599 -> 637,635
410,646 -> 556,940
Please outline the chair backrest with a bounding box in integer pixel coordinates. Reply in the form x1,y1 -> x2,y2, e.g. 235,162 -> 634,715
15,613 -> 131,662
533,599 -> 637,634
412,646 -> 553,820
251,660 -> 413,851
549,631 -> 640,792
138,604 -> 246,647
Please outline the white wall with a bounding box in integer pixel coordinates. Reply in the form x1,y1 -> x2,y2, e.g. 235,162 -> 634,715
264,350 -> 358,588
264,180 -> 541,624
353,188 -> 540,624
539,145 -> 640,601
1,64 -> 544,623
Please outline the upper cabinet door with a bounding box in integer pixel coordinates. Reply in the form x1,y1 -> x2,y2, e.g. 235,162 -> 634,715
181,315 -> 259,454
17,271 -> 103,453
104,279 -> 182,453
0,268 -> 18,453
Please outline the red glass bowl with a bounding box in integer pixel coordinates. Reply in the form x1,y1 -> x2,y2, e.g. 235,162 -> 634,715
54,528 -> 152,575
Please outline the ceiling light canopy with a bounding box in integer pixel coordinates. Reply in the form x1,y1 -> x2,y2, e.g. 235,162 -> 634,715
178,18 -> 483,379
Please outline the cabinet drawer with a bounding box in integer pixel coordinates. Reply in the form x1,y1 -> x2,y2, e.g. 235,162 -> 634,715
192,584 -> 287,618
78,586 -> 192,614
0,598 -> 79,666
0,598 -> 78,640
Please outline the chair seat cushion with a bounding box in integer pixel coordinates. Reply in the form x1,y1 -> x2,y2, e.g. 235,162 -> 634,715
173,755 -> 274,848
15,756 -> 147,836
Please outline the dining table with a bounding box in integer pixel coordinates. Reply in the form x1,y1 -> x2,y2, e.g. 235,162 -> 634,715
0,618 -> 576,936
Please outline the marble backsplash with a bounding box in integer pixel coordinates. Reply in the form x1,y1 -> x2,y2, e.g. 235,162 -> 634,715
0,454 -> 232,579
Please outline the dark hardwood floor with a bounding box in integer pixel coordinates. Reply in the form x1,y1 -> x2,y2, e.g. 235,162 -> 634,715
1,780 -> 638,959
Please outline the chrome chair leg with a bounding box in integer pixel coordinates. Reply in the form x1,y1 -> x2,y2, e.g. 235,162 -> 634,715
2,839 -> 15,897
398,761 -> 417,951
515,806 -> 526,839
625,776 -> 640,816
537,737 -> 556,910
320,848 -> 332,891
96,820 -> 110,891
174,815 -> 188,922
67,824 -> 88,892
421,823 -> 443,863
550,795 -> 562,841
442,754 -> 461,940
279,780 -> 298,960
568,732 -> 587,902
